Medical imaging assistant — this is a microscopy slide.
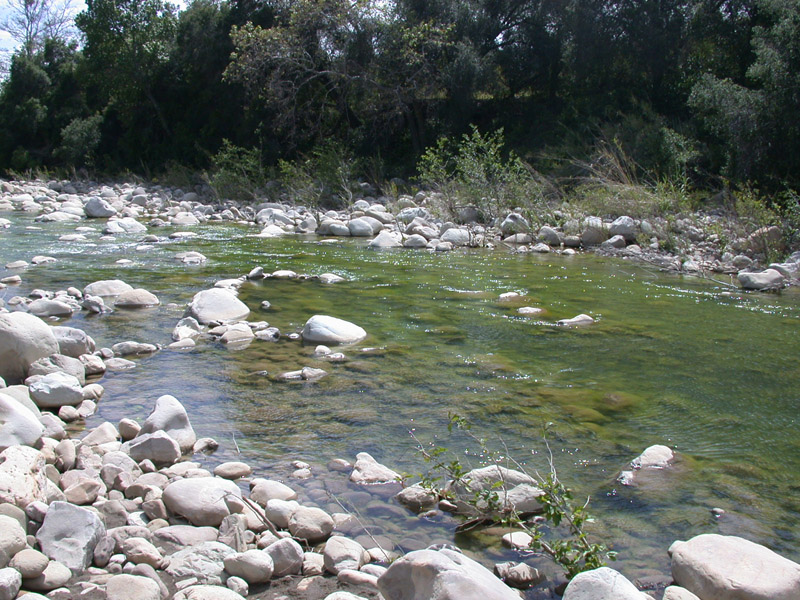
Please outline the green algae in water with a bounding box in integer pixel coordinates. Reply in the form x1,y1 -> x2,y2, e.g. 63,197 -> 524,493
2,214 -> 800,582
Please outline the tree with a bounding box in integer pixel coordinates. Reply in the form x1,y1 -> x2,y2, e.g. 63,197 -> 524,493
75,0 -> 177,136
0,0 -> 77,56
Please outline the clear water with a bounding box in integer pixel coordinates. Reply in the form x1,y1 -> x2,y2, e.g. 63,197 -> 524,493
2,213 -> 799,592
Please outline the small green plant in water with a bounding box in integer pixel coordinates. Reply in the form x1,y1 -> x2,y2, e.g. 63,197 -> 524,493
410,414 -> 616,579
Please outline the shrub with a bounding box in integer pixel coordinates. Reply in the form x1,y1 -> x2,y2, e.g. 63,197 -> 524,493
206,140 -> 266,201
56,114 -> 103,168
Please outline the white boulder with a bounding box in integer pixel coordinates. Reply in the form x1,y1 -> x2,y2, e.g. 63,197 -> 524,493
562,567 -> 649,600
301,315 -> 366,345
0,312 -> 59,383
187,288 -> 250,325
28,372 -> 84,408
0,392 -> 44,450
83,279 -> 133,297
137,394 -> 196,453
378,546 -> 520,600
36,501 -> 106,572
670,534 -> 800,600
162,477 -> 244,527
350,452 -> 400,484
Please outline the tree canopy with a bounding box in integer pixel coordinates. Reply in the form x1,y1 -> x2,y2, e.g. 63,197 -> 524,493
0,0 -> 798,192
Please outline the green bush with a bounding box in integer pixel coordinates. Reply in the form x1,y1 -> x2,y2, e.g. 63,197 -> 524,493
206,140 -> 266,201
278,140 -> 357,208
56,114 -> 103,168
417,125 -> 547,220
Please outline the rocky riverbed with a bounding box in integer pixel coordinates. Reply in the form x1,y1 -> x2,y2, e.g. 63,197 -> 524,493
1,177 -> 800,600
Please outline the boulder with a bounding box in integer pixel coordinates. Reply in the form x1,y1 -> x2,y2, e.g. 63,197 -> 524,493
84,196 -> 118,218
162,477 -> 244,527
166,541 -> 236,585
348,218 -> 376,237
223,549 -> 274,584
36,501 -> 106,572
264,499 -> 299,529
378,546 -> 520,600
0,313 -> 59,383
562,567 -> 649,600
0,567 -> 21,600
28,353 -> 85,385
301,315 -> 367,345
609,216 -> 637,241
324,536 -> 367,574
632,445 -> 674,469
263,538 -> 304,577
440,228 -> 471,246
557,314 -> 594,327
51,326 -> 95,357
138,394 -> 196,453
0,514 -> 26,565
288,506 -> 334,543
105,217 -> 146,234
187,288 -> 250,325
500,213 -> 529,235
0,393 -> 44,450
114,289 -> 160,308
738,269 -> 785,290
403,234 -> 429,248
105,574 -> 161,600
350,452 -> 400,484
28,372 -> 84,408
538,226 -> 562,245
173,585 -> 246,600
27,298 -> 75,318
369,230 -> 402,248
83,279 -> 133,297
670,534 -> 800,600
23,560 -> 71,592
0,446 -> 52,507
250,479 -> 297,506
8,548 -> 48,578
122,431 -> 181,466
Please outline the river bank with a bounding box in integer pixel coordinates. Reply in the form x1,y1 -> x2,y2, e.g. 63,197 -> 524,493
1,178 -> 800,600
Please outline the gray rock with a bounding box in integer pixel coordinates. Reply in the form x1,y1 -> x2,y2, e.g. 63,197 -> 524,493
138,394 -> 196,453
288,506 -> 334,543
323,536 -> 367,574
223,549 -> 274,584
154,525 -> 219,549
663,586 -> 701,600
562,567 -> 649,600
0,312 -> 59,384
738,269 -> 785,290
378,546 -> 519,600
105,574 -> 161,600
187,288 -> 250,325
84,196 -> 118,218
0,392 -> 44,450
631,445 -> 674,469
122,431 -> 181,466
83,279 -> 134,297
36,501 -> 106,572
51,326 -> 95,358
368,231 -> 402,248
114,289 -> 160,308
350,452 -> 400,484
0,446 -> 52,508
8,548 -> 48,578
28,353 -> 85,385
557,314 -> 594,327
162,477 -> 244,527
21,560 -> 71,592
0,568 -> 22,600
166,541 -> 236,585
403,234 -> 429,248
670,534 -> 800,600
27,298 -> 75,318
173,585 -> 246,600
395,485 -> 438,513
263,499 -> 298,529
538,226 -> 562,245
29,372 -> 84,408
264,538 -> 304,577
250,479 -> 297,506
609,216 -> 637,241
500,213 -> 529,235
600,234 -> 626,249
301,315 -> 366,345
0,514 -> 26,567
440,228 -> 471,246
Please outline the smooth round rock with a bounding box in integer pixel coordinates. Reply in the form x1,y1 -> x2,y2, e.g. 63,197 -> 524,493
213,462 -> 252,480
223,549 -> 274,584
105,574 -> 161,600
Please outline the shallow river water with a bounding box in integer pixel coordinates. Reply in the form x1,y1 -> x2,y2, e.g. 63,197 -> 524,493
2,214 -> 799,593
